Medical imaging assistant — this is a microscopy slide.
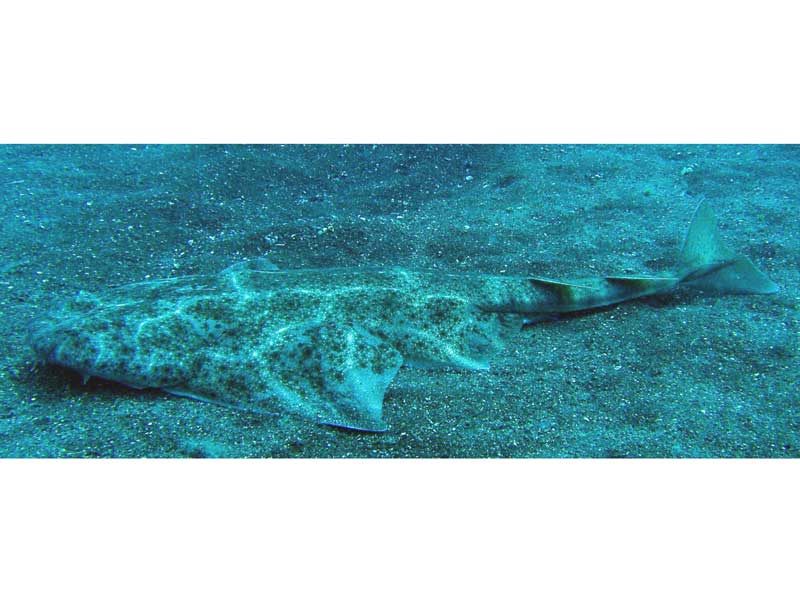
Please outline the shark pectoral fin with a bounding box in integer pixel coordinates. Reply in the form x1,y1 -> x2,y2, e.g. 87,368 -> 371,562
268,323 -> 403,432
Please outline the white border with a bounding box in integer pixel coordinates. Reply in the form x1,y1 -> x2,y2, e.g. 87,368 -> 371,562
1,3 -> 797,598
0,1 -> 798,142
1,460 -> 798,598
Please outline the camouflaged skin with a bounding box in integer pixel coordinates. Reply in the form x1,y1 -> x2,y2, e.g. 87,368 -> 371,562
30,263 -> 577,430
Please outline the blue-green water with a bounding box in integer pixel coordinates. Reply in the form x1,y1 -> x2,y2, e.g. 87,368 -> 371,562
1,144 -> 797,457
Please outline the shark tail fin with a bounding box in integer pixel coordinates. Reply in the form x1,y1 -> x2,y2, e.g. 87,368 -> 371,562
677,202 -> 779,295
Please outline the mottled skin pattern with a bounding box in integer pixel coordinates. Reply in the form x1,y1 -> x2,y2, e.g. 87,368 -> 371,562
24,263 -> 692,430
29,203 -> 778,431
29,264 -> 542,430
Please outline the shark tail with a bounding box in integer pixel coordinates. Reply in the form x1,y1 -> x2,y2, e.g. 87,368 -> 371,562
677,202 -> 779,294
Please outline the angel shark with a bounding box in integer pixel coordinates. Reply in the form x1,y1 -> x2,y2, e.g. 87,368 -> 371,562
29,203 -> 778,431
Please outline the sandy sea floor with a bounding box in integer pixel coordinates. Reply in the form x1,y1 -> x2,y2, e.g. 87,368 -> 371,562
0,144 -> 797,457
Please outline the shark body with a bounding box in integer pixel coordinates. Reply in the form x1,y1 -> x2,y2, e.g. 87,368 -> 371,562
29,203 -> 778,431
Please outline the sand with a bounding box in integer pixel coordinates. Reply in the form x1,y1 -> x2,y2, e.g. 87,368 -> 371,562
0,144 -> 796,457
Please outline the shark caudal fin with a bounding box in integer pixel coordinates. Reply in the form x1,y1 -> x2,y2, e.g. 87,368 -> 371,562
677,202 -> 779,295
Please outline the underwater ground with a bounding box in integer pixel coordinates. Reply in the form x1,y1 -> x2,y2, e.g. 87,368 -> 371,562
0,144 -> 796,457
